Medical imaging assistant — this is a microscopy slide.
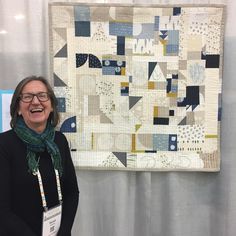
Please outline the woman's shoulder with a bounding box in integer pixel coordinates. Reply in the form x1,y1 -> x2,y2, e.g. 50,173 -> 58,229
0,129 -> 16,141
0,130 -> 18,152
54,131 -> 71,154
54,130 -> 68,143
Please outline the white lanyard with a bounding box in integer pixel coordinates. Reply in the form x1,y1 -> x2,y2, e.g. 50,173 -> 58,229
36,162 -> 62,211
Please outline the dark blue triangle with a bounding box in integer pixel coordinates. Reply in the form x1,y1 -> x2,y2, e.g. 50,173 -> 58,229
148,62 -> 157,79
192,105 -> 198,111
160,30 -> 168,35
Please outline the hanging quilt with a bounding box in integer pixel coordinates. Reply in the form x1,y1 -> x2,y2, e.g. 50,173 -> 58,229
49,3 -> 225,171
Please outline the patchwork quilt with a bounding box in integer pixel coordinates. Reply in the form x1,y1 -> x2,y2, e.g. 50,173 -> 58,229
49,3 -> 224,171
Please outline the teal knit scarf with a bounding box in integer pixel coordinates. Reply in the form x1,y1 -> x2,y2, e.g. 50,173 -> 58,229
14,117 -> 63,176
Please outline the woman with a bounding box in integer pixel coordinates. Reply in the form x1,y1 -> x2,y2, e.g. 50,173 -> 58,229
0,76 -> 79,236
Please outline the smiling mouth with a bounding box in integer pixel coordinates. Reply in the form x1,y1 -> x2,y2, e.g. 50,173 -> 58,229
30,108 -> 44,113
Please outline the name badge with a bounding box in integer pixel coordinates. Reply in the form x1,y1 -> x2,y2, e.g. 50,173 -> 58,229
42,204 -> 62,236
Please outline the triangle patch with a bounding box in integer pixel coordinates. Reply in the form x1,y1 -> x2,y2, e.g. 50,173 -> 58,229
54,28 -> 67,41
55,44 -> 67,57
178,117 -> 186,125
100,111 -> 113,124
148,62 -> 157,80
129,96 -> 142,110
54,73 -> 67,87
112,152 -> 127,167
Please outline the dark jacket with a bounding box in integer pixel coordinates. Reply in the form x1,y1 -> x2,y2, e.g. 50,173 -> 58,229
0,129 -> 79,236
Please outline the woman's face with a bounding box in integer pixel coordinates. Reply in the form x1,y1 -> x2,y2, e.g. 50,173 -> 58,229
18,80 -> 53,133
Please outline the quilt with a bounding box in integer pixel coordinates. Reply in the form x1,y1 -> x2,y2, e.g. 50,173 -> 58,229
49,3 -> 224,171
